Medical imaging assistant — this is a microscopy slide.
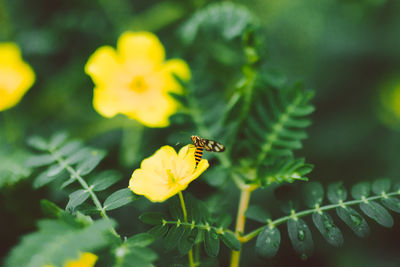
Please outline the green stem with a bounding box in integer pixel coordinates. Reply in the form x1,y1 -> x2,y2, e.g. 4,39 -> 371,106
121,119 -> 144,167
240,190 -> 400,243
2,111 -> 19,144
178,191 -> 195,267
230,184 -> 257,267
162,220 -> 234,234
49,148 -> 120,238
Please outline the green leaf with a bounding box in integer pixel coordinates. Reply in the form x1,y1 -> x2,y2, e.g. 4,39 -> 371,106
223,91 -> 244,125
65,147 -> 94,165
381,197 -> 400,213
116,246 -> 157,267
186,195 -> 209,223
219,231 -> 241,251
5,219 -> 114,267
168,196 -> 184,220
303,182 -> 324,208
164,225 -> 185,251
139,212 -> 166,225
261,69 -> 288,88
126,233 -> 155,248
56,140 -> 83,157
259,157 -> 311,186
178,227 -> 199,255
27,136 -> 48,151
104,188 -> 137,211
48,132 -> 69,150
128,247 -> 158,264
213,213 -> 232,228
255,226 -> 280,258
327,182 -> 347,204
148,225 -> 169,238
46,163 -> 64,177
351,182 -> 370,200
287,219 -> 314,259
76,149 -> 106,176
359,202 -> 393,228
75,203 -> 100,216
245,205 -> 270,223
179,2 -> 257,45
0,150 -> 33,187
372,179 -> 391,195
33,169 -> 67,188
336,207 -> 369,237
40,199 -> 65,218
40,200 -> 78,227
204,229 -> 220,258
60,176 -> 75,189
25,154 -> 55,167
66,189 -> 90,211
89,170 -> 122,191
230,59 -> 314,168
312,212 -> 343,247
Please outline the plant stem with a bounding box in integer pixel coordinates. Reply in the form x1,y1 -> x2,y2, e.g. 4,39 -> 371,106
49,148 -> 120,238
240,190 -> 400,243
230,184 -> 257,267
178,191 -> 195,267
121,119 -> 144,166
2,111 -> 18,145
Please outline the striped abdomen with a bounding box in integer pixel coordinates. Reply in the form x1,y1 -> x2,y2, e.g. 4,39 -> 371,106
194,146 -> 204,165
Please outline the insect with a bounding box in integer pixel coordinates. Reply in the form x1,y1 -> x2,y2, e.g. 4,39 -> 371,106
191,135 -> 225,165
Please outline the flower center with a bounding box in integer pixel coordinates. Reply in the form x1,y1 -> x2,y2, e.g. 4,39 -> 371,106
129,76 -> 148,93
166,169 -> 177,184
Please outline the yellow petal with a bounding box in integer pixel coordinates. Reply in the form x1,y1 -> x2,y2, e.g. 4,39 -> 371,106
129,169 -> 178,202
164,59 -> 191,81
180,158 -> 209,186
117,31 -> 165,67
141,145 -> 177,171
128,145 -> 208,203
0,43 -> 35,111
92,87 -> 121,118
85,46 -> 120,86
92,76 -> 153,118
174,145 -> 197,178
129,94 -> 178,127
161,59 -> 191,94
64,252 -> 98,267
0,43 -> 21,62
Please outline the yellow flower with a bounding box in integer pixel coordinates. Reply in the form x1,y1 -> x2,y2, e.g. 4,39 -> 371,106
42,252 -> 98,267
377,78 -> 400,130
0,42 -> 35,111
129,145 -> 209,202
64,252 -> 98,267
85,31 -> 191,127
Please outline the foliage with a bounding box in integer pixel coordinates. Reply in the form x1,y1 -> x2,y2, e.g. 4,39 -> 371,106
1,1 -> 400,267
139,194 -> 240,258
253,179 -> 400,259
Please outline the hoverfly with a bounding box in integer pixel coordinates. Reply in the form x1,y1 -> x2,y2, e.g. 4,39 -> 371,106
191,135 -> 225,165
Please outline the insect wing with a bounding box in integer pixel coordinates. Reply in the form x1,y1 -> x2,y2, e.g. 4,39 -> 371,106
203,139 -> 225,152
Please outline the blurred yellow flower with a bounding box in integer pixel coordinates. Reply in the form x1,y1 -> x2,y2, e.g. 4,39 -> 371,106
377,78 -> 400,130
64,252 -> 97,267
85,31 -> 191,127
0,42 -> 35,111
42,252 -> 98,267
129,145 -> 209,202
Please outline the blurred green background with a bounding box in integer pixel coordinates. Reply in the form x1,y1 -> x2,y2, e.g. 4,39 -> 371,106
1,0 -> 400,266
